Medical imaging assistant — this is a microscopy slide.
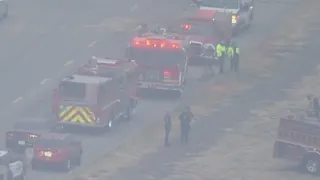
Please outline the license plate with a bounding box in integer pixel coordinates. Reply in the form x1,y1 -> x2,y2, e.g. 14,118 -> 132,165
18,141 -> 25,145
44,152 -> 52,157
232,19 -> 237,24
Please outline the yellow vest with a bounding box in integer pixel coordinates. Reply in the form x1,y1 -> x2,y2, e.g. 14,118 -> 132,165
236,47 -> 240,54
227,47 -> 234,57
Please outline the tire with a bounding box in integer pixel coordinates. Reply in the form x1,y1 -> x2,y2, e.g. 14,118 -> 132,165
105,111 -> 114,132
74,154 -> 82,166
31,161 -> 39,171
61,159 -> 71,172
302,154 -> 320,174
123,101 -> 133,121
250,11 -> 254,21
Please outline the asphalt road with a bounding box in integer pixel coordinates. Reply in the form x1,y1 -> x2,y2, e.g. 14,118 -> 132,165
0,0 -> 301,179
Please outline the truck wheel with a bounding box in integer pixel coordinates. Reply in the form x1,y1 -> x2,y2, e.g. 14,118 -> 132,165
124,106 -> 132,121
250,12 -> 254,21
61,159 -> 71,172
31,161 -> 39,170
74,154 -> 82,166
302,155 -> 320,174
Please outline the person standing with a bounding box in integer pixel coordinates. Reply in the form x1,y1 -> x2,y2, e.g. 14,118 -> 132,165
313,97 -> 320,119
216,41 -> 225,74
227,43 -> 235,71
234,44 -> 240,72
164,112 -> 172,146
179,107 -> 193,145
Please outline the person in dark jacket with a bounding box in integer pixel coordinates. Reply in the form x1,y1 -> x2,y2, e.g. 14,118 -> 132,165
313,97 -> 320,118
179,106 -> 193,145
164,112 -> 172,146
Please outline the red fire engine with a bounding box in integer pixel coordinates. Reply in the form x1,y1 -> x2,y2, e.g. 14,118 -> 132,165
52,58 -> 138,131
126,34 -> 188,97
273,114 -> 320,174
172,8 -> 232,64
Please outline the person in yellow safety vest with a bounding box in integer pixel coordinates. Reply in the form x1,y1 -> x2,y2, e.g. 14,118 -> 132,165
216,40 -> 226,73
227,44 -> 235,71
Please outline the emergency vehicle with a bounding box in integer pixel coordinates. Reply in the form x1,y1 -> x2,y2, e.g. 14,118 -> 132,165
176,8 -> 232,64
0,150 -> 26,180
52,73 -> 135,131
77,57 -> 138,119
126,33 -> 188,97
31,133 -> 82,171
193,0 -> 254,35
273,114 -> 320,174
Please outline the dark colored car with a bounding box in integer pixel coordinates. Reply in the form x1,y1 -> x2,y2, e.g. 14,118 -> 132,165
0,149 -> 26,180
31,133 -> 82,172
5,119 -> 52,154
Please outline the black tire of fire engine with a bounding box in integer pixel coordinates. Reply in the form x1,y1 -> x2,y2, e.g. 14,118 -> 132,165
74,149 -> 82,166
123,100 -> 134,121
31,161 -> 39,171
301,153 -> 320,175
105,111 -> 115,132
250,11 -> 254,21
61,159 -> 72,172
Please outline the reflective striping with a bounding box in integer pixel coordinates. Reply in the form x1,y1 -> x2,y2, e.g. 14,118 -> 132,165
59,105 -> 95,124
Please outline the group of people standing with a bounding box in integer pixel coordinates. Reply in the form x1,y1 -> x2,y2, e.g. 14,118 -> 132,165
216,40 -> 240,74
201,40 -> 240,80
164,107 -> 194,146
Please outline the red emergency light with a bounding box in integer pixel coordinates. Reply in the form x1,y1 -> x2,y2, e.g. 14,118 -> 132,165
181,24 -> 191,30
132,38 -> 181,49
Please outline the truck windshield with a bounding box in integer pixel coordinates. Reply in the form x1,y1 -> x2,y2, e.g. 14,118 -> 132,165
201,0 -> 239,9
61,82 -> 86,99
130,49 -> 184,67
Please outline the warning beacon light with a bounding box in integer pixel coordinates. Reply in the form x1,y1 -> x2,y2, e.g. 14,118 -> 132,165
131,38 -> 181,49
181,24 -> 192,30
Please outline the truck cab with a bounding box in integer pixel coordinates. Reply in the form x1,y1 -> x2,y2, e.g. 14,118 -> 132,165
174,9 -> 231,64
193,0 -> 254,35
52,74 -> 133,131
273,114 -> 320,174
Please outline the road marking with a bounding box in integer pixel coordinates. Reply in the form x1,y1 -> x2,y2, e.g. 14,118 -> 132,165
12,97 -> 23,104
40,78 -> 49,85
88,40 -> 97,48
130,4 -> 138,12
64,60 -> 74,66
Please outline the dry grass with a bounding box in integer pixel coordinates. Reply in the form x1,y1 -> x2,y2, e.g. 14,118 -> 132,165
167,64 -> 320,180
